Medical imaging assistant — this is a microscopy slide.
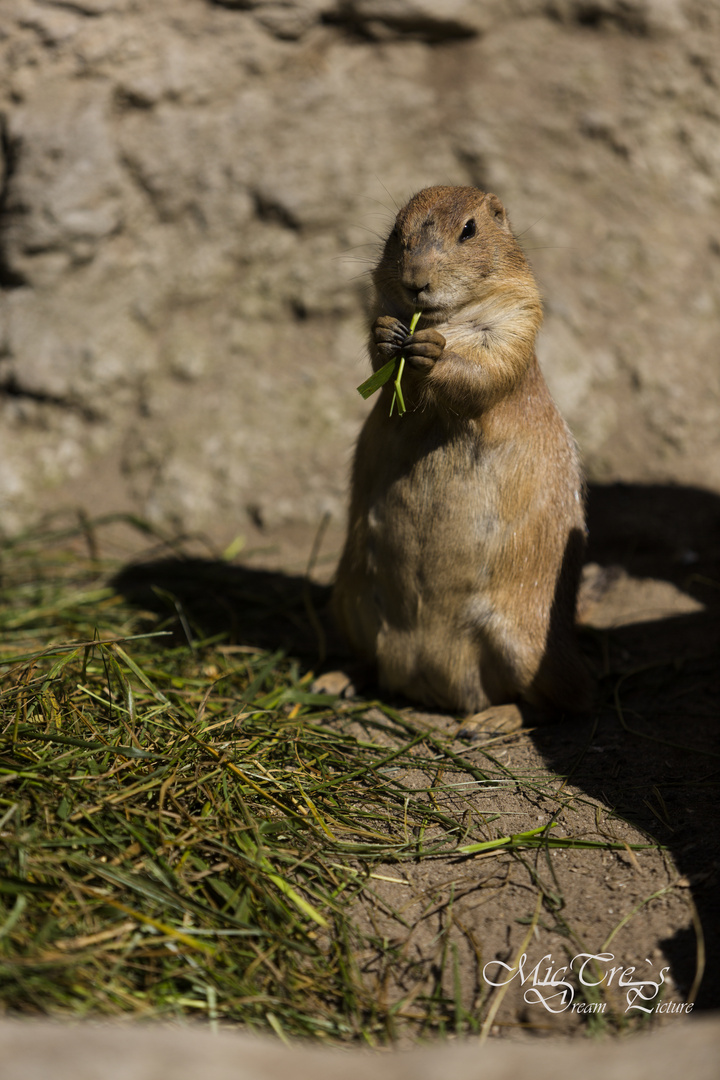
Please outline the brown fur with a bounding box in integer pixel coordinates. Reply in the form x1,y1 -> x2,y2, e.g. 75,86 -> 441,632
332,186 -> 592,715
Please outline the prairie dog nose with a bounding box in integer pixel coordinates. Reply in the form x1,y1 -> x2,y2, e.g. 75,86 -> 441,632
401,278 -> 430,301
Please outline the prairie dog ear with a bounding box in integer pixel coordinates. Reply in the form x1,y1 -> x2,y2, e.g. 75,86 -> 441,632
483,192 -> 510,232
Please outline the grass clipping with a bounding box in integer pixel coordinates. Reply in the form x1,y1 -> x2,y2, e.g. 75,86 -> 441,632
356,312 -> 421,417
0,520 -> 661,1041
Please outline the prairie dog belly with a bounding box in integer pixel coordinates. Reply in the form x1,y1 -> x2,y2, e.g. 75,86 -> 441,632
350,432 -> 522,711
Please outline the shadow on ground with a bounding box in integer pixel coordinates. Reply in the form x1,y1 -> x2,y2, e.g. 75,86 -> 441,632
112,558 -> 335,659
112,482 -> 720,1012
557,483 -> 720,1009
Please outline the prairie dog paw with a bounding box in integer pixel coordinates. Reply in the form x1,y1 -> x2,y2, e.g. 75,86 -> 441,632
373,315 -> 408,360
457,703 -> 526,741
403,328 -> 445,372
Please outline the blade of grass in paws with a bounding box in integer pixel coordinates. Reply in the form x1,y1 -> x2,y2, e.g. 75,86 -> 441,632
390,311 -> 420,417
356,358 -> 397,400
389,353 -> 406,417
356,312 -> 421,414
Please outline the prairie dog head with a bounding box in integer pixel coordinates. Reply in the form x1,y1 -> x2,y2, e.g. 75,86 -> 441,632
373,186 -> 538,324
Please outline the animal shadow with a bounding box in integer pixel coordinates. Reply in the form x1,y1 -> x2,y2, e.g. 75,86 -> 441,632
529,482 -> 720,1010
111,558 -> 337,659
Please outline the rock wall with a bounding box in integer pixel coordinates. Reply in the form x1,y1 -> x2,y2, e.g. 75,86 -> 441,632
1,0 -> 719,539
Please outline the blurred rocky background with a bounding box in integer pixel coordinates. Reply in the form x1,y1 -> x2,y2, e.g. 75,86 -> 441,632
1,0 -> 719,552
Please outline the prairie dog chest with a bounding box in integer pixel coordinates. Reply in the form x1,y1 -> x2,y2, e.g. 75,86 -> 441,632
363,423 -> 510,564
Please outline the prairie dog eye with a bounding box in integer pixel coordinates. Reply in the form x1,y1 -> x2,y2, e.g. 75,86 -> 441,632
459,219 -> 476,242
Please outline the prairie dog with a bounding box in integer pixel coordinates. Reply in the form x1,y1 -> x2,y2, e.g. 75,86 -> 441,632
332,186 -> 592,715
